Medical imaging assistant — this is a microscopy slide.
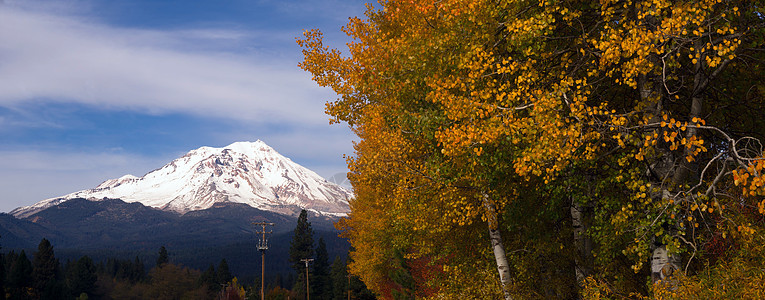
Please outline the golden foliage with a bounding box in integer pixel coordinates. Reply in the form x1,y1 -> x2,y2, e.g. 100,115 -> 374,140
299,0 -> 765,297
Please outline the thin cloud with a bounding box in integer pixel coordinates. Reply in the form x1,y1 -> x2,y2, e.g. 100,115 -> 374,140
0,150 -> 153,172
0,149 -> 171,211
0,2 -> 360,212
0,5 -> 333,125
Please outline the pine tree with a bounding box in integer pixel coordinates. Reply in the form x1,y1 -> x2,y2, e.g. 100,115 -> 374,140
8,250 -> 33,300
290,210 -> 315,272
312,238 -> 331,300
156,246 -> 169,267
217,259 -> 232,285
105,258 -> 117,278
330,257 -> 347,300
199,263 -> 217,293
33,238 -> 63,298
349,275 -> 376,300
131,256 -> 145,283
66,256 -> 97,297
289,209 -> 314,298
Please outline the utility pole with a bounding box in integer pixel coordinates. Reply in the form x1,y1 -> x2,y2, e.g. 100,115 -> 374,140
301,258 -> 314,300
254,221 -> 274,300
347,273 -> 352,300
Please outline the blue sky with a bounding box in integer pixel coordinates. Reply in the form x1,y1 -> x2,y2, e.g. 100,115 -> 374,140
0,0 -> 368,212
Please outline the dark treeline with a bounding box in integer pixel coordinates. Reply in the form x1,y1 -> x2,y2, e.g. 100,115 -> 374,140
0,210 -> 374,299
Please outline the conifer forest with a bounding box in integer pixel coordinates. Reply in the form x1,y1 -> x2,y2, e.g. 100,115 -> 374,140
0,209 -> 373,300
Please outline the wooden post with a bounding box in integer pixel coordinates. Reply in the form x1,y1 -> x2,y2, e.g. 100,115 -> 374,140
301,258 -> 314,300
347,273 -> 351,300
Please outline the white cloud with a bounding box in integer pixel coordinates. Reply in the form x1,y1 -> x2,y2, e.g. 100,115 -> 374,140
0,5 -> 334,125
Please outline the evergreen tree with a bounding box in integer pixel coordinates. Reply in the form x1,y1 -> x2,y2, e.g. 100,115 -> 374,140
312,238 -> 331,300
156,246 -> 169,267
105,258 -> 118,278
289,209 -> 314,298
286,273 -> 296,291
199,264 -> 217,293
113,258 -> 127,279
349,274 -> 376,300
289,210 -> 315,272
8,250 -> 33,300
66,256 -> 97,297
330,257 -> 347,300
131,256 -> 145,283
217,259 -> 232,285
33,238 -> 63,298
328,254 -> 376,300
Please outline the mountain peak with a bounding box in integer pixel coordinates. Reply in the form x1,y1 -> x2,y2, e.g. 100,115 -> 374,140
12,141 -> 352,219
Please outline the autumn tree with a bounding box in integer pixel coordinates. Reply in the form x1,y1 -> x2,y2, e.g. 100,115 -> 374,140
146,263 -> 207,299
217,277 -> 247,300
300,0 -> 589,296
300,0 -> 765,298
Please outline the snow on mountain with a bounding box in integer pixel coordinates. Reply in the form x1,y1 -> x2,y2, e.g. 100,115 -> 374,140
11,141 -> 352,219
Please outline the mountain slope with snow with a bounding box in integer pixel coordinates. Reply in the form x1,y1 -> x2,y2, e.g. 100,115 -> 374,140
12,141 -> 352,219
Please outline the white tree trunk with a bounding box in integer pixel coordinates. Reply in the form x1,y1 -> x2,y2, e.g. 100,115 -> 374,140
571,200 -> 593,286
651,245 -> 680,283
482,193 -> 513,300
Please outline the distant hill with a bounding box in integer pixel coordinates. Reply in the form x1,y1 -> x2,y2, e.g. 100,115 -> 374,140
1,198 -> 348,280
0,213 -> 59,249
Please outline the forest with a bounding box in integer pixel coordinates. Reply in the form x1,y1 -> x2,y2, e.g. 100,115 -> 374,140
0,210 -> 374,300
298,0 -> 765,298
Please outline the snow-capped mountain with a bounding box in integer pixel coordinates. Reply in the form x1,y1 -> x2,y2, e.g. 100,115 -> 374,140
12,141 -> 352,219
